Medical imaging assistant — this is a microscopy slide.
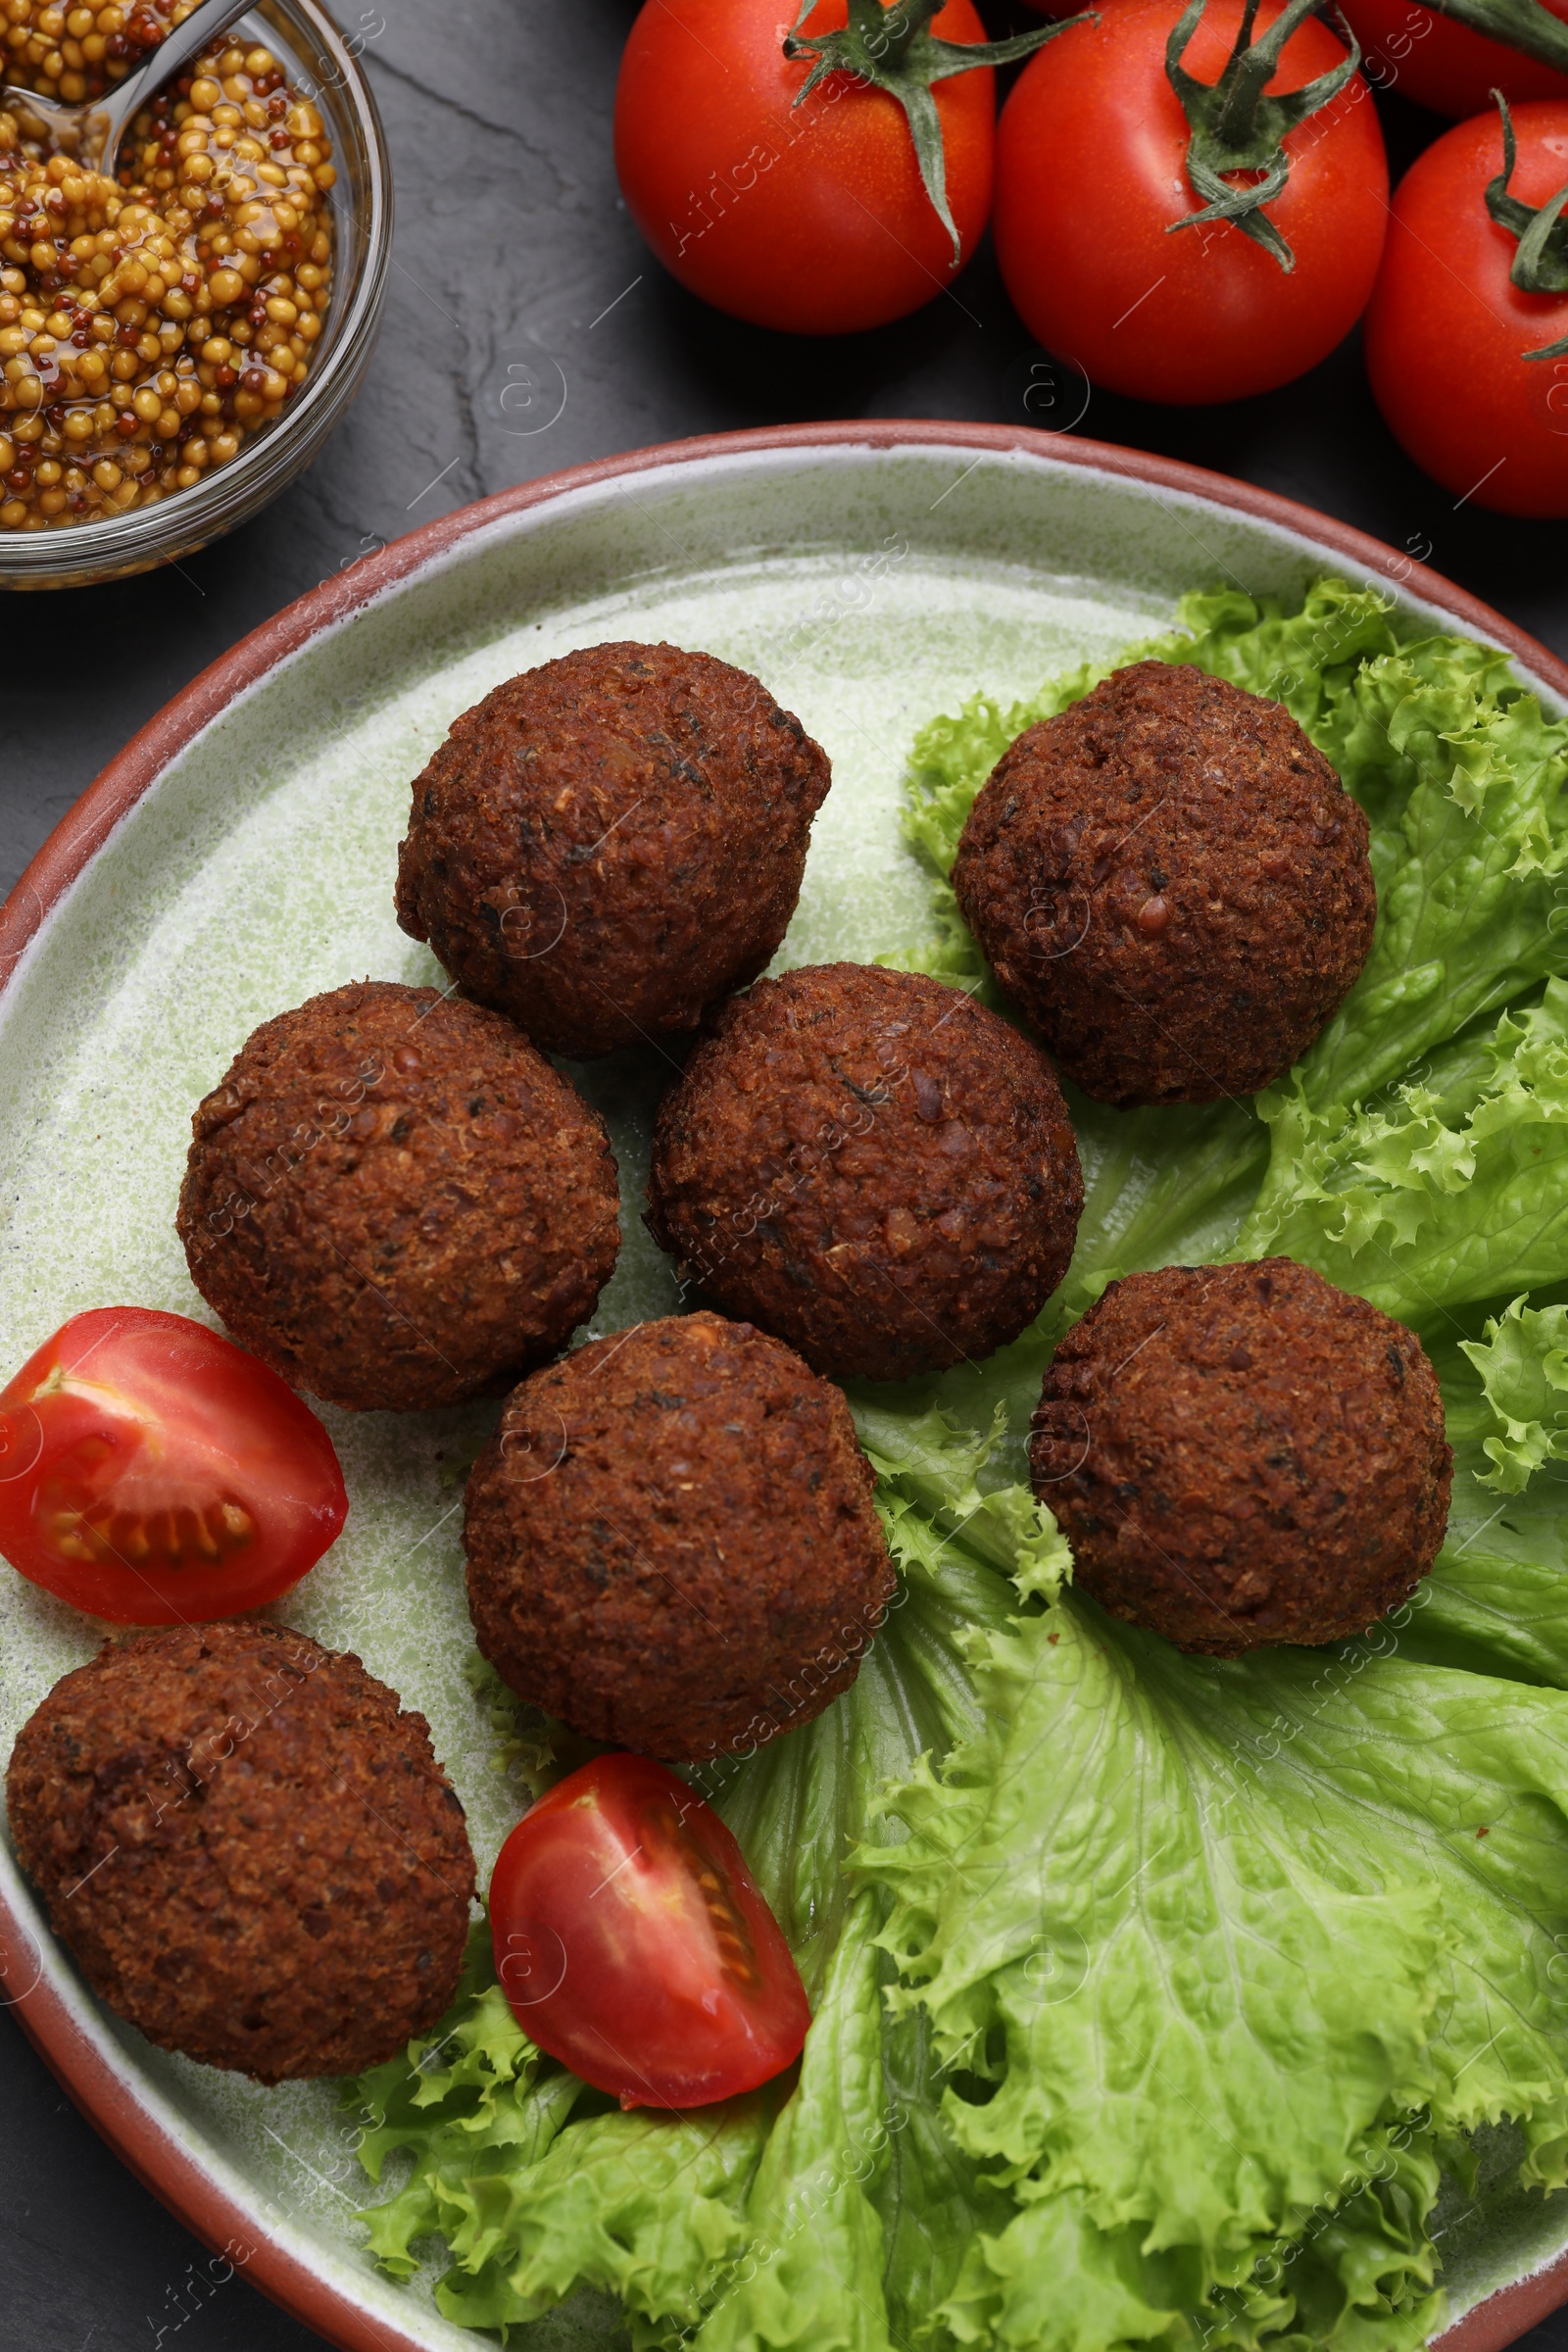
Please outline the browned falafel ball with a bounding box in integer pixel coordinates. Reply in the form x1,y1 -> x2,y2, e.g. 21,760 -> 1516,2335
177,980 -> 620,1413
394,642 -> 832,1059
5,1620 -> 476,2082
464,1312 -> 894,1761
952,662 -> 1377,1106
644,963 -> 1083,1384
1030,1257 -> 1451,1655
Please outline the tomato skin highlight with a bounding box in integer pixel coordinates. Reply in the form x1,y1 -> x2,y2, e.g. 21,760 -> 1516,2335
490,1753 -> 810,2109
993,0 -> 1388,405
612,0 -> 995,336
1338,0 -> 1568,119
0,1308 -> 348,1624
1364,105 -> 1568,517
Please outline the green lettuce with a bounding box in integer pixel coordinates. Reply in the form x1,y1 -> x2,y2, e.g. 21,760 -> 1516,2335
1457,1294 -> 1568,1492
1235,986 -> 1568,1323
865,1589 -> 1568,2352
1369,1325 -> 1568,1693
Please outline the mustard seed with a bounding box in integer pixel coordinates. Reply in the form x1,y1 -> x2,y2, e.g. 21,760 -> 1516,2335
0,2 -> 333,530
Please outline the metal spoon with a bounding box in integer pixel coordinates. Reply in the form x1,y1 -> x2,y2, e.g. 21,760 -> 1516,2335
1,0 -> 264,172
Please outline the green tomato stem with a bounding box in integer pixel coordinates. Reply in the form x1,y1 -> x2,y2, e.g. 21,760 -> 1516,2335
1485,90 -> 1568,360
1166,0 -> 1362,274
783,0 -> 1095,267
1423,0 -> 1568,73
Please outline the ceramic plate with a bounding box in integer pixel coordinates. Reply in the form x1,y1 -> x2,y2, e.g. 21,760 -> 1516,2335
4,422 -> 1568,2352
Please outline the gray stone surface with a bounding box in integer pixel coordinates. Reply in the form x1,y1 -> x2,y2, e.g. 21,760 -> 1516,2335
5,2 -> 1568,2346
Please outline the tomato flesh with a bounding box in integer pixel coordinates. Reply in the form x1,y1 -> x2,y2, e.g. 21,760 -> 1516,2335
994,0 -> 1388,405
1364,104 -> 1568,517
613,0 -> 996,336
490,1753 -> 810,2108
0,1308 -> 348,1623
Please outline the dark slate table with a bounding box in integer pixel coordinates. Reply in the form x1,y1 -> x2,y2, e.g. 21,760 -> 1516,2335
5,1 -> 1568,2346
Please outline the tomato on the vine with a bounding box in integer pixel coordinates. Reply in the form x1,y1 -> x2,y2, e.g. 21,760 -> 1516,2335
994,0 -> 1388,405
614,0 -> 1004,335
490,1753 -> 810,2109
1337,0 -> 1568,118
1364,101 -> 1568,516
0,1307 -> 348,1624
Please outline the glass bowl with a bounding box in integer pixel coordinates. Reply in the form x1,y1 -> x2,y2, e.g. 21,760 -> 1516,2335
0,0 -> 391,591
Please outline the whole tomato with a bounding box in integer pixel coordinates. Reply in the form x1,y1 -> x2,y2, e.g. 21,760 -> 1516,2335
1364,103 -> 1568,516
1337,0 -> 1568,118
993,0 -> 1389,405
613,0 -> 996,335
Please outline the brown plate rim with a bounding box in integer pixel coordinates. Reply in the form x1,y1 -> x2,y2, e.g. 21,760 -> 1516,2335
2,417 -> 1566,2352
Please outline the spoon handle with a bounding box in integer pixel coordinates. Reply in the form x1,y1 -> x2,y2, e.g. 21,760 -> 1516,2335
82,0 -> 268,167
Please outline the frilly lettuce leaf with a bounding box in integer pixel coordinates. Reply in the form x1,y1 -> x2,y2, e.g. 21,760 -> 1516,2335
432,2092 -> 771,2344
863,1601 -> 1445,2273
693,1893 -> 893,2352
1456,1294 -> 1568,1493
1235,985 -> 1568,1323
1397,1509 -> 1568,1697
1293,634 -> 1568,1117
864,1590 -> 1568,2352
851,1401 -> 1071,1605
1381,1325 -> 1568,1690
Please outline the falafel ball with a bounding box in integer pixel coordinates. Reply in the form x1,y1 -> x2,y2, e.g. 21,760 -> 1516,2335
394,642 -> 832,1059
177,980 -> 619,1413
952,662 -> 1377,1105
1030,1257 -> 1451,1654
464,1312 -> 895,1761
645,962 -> 1083,1383
5,1620 -> 476,2081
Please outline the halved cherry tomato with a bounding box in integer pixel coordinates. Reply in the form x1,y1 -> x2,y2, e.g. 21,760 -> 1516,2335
0,1308 -> 348,1624
490,1753 -> 810,2109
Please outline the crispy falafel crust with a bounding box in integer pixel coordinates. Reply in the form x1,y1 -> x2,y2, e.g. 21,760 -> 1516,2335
1031,1257 -> 1452,1654
644,962 -> 1083,1383
952,662 -> 1377,1105
5,1621 -> 476,2082
394,641 -> 831,1058
177,980 -> 620,1413
464,1312 -> 895,1761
